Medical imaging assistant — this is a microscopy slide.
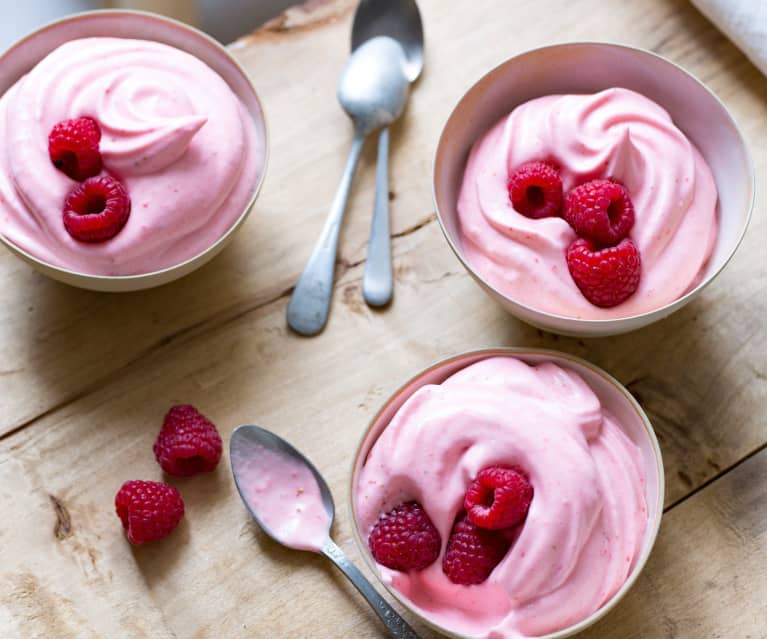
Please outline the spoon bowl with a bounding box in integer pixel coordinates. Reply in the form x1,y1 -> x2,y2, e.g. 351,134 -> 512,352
230,424 -> 334,551
352,0 -> 425,81
338,36 -> 411,135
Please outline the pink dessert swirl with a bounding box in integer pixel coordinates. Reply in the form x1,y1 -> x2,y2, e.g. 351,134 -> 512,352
355,356 -> 648,638
457,88 -> 718,319
0,37 -> 262,275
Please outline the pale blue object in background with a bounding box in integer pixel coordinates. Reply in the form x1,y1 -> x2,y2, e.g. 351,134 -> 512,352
0,0 -> 297,49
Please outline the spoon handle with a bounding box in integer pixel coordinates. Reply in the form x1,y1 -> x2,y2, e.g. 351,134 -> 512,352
362,126 -> 393,307
322,539 -> 422,639
287,133 -> 366,336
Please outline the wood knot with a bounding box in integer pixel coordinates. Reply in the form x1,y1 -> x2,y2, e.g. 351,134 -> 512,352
342,284 -> 365,315
261,0 -> 355,34
49,495 -> 72,540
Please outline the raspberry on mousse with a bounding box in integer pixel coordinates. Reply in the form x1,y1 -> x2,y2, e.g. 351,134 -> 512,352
566,237 -> 642,308
507,161 -> 563,219
442,514 -> 511,586
48,116 -> 103,182
564,179 -> 635,245
368,501 -> 441,572
62,175 -> 131,242
367,466 -> 533,586
464,466 -> 533,530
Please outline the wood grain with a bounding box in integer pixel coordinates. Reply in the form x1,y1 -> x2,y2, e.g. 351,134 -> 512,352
1,0 -> 766,637
580,446 -> 767,639
1,222 -> 765,638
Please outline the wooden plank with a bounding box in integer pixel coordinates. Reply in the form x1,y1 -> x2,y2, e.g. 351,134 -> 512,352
2,0 -> 766,439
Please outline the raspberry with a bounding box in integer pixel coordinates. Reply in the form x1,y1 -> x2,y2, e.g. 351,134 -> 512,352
62,176 -> 130,242
153,405 -> 223,477
48,117 -> 102,181
464,466 -> 533,530
442,515 -> 510,585
115,480 -> 184,544
566,237 -> 642,308
564,179 -> 635,244
507,161 -> 563,219
368,502 -> 441,572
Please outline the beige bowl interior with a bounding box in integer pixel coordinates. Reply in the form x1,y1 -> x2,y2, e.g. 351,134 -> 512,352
0,10 -> 268,292
350,348 -> 664,639
433,43 -> 753,336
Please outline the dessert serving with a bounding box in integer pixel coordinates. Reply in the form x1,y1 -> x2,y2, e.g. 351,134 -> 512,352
355,355 -> 650,638
457,87 -> 719,319
0,36 -> 261,276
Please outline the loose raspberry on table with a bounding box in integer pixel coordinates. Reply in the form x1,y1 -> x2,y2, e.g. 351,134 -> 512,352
507,161 -> 563,219
564,179 -> 635,245
566,237 -> 642,308
48,116 -> 102,181
115,480 -> 184,544
368,501 -> 441,572
153,405 -> 223,477
442,515 -> 510,585
62,175 -> 130,242
464,466 -> 533,530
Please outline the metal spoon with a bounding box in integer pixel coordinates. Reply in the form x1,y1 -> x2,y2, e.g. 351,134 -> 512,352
287,36 -> 410,335
230,425 -> 421,639
352,0 -> 425,307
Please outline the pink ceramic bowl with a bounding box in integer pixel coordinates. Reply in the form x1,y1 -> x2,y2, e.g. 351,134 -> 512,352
433,43 -> 753,336
350,347 -> 665,639
0,10 -> 268,291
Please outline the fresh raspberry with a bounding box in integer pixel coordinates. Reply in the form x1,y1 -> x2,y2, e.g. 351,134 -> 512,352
48,116 -> 102,181
153,405 -> 223,477
564,179 -> 635,244
62,176 -> 130,242
507,161 -> 563,219
115,480 -> 184,544
464,466 -> 533,530
368,502 -> 441,572
566,237 -> 642,308
442,515 -> 510,585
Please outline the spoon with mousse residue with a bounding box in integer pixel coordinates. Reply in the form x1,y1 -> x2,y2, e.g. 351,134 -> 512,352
286,35 -> 411,336
230,425 -> 421,639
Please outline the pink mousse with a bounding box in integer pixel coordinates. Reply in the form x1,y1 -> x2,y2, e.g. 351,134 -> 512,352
233,443 -> 330,552
457,88 -> 718,319
355,356 -> 648,638
0,37 -> 261,275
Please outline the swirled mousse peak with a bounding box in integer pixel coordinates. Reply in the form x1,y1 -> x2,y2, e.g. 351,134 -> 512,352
0,37 -> 262,275
457,88 -> 718,318
355,356 -> 648,638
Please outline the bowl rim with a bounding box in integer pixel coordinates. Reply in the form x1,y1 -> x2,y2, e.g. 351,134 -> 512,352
348,346 -> 665,639
431,41 -> 755,328
0,8 -> 270,283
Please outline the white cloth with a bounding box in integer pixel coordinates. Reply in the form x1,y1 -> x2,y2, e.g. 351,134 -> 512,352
691,0 -> 767,76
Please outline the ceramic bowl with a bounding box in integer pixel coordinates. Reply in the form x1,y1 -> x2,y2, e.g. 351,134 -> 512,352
350,347 -> 664,638
0,10 -> 268,292
433,43 -> 753,336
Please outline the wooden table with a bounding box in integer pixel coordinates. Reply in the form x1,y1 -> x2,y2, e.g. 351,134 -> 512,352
1,0 -> 766,637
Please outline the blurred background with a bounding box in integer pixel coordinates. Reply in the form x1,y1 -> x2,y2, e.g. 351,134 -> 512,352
0,0 -> 298,48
